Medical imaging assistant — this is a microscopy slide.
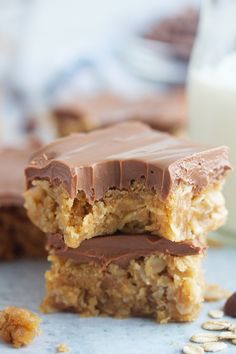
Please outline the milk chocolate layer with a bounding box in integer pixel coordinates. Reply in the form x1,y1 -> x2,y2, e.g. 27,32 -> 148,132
25,122 -> 231,202
48,233 -> 204,268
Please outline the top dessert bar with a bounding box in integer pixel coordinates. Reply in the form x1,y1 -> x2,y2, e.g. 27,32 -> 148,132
24,122 -> 231,248
52,90 -> 187,136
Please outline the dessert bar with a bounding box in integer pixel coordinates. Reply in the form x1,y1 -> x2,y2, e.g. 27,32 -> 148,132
52,90 -> 187,136
25,122 -> 231,248
42,233 -> 205,323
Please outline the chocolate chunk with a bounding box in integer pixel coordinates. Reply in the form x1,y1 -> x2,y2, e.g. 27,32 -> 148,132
25,122 -> 231,202
224,292 -> 236,317
48,233 -> 205,268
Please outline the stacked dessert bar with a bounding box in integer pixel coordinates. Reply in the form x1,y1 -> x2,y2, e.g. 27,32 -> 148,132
24,122 -> 231,322
0,148 -> 46,260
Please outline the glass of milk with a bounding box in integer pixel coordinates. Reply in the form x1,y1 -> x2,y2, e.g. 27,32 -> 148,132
188,0 -> 236,238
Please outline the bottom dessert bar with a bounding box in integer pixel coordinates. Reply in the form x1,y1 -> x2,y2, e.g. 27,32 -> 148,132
0,206 -> 46,260
42,234 -> 205,323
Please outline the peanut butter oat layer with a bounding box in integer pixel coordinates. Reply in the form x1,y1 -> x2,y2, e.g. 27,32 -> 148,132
0,148 -> 46,260
25,122 -> 231,248
42,233 -> 205,323
52,90 -> 187,137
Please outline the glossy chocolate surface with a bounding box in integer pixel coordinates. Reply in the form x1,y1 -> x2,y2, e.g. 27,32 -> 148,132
25,122 -> 231,201
48,233 -> 204,268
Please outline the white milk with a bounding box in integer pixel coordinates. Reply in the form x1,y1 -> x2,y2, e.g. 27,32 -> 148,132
188,53 -> 236,234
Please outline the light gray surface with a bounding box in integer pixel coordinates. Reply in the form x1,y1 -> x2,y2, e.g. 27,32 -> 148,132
0,247 -> 236,354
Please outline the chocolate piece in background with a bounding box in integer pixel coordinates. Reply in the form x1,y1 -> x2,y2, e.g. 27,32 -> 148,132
0,142 -> 41,207
143,7 -> 199,60
224,292 -> 236,318
0,149 -> 28,207
52,89 -> 187,136
48,233 -> 205,269
0,145 -> 46,259
26,121 -> 231,202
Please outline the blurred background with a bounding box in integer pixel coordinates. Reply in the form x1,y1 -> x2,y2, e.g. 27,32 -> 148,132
1,0 -> 236,237
0,0 -> 199,141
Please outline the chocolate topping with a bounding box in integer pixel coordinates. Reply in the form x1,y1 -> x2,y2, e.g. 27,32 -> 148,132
53,90 -> 187,132
25,122 -> 231,202
0,149 -> 31,207
48,233 -> 204,268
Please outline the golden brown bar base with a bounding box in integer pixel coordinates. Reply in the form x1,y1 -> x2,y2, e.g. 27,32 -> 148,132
0,207 -> 46,260
25,179 -> 227,248
42,253 -> 204,323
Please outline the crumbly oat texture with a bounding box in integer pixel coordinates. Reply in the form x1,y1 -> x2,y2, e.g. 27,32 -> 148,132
0,207 -> 46,260
0,306 -> 41,348
25,179 -> 226,248
42,253 -> 204,323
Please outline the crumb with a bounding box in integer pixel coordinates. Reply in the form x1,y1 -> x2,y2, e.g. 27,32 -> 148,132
56,343 -> 70,352
0,306 -> 41,348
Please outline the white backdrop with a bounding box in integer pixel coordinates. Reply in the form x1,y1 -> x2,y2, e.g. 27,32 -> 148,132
0,0 -> 198,142
12,0 -> 198,94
